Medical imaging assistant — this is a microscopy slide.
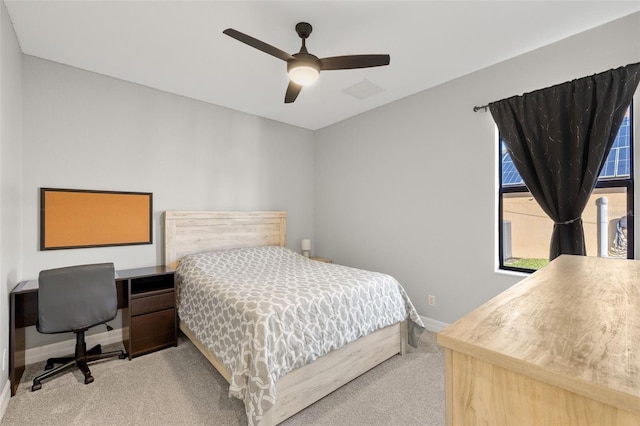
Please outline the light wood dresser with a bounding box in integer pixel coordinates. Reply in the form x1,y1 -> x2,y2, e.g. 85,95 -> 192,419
437,255 -> 640,426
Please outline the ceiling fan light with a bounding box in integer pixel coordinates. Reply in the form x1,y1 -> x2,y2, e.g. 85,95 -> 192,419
288,65 -> 319,86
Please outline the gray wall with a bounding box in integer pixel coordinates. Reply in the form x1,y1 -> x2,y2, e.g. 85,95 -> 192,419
314,12 -> 640,325
21,56 -> 315,272
0,0 -> 23,400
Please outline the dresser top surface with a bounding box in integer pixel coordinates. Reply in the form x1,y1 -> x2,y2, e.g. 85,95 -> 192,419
437,255 -> 639,408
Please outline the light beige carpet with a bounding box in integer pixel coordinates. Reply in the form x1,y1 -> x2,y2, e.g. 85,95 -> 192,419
1,331 -> 444,425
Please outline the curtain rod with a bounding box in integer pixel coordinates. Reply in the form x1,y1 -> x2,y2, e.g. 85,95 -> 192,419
473,63 -> 639,113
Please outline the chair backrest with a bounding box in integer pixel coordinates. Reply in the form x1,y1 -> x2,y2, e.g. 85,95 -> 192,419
37,263 -> 117,334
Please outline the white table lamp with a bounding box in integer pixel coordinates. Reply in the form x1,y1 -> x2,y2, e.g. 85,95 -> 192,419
301,239 -> 311,257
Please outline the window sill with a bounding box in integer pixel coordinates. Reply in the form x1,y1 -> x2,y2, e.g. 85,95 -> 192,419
494,268 -> 530,278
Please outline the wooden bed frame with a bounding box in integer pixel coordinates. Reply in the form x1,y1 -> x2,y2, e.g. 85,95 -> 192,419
164,211 -> 407,425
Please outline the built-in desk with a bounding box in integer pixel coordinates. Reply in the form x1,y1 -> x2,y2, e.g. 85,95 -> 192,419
9,266 -> 175,396
437,255 -> 640,425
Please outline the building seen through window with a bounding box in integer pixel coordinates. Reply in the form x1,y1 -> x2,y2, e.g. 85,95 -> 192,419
499,107 -> 633,272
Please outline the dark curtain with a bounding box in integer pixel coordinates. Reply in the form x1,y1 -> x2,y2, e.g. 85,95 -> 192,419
490,63 -> 640,261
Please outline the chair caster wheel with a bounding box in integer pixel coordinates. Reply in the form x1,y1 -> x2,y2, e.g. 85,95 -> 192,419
31,382 -> 41,391
84,375 -> 94,385
119,352 -> 128,359
44,363 -> 54,371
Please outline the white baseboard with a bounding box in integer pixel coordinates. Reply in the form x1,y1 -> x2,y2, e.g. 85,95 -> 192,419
420,315 -> 449,333
25,330 -> 123,366
0,379 -> 10,423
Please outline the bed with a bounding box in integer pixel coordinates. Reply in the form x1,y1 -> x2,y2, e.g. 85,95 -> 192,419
164,210 -> 424,425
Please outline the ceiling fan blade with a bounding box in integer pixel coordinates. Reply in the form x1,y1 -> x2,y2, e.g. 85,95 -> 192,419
319,54 -> 390,71
223,28 -> 294,62
285,81 -> 303,104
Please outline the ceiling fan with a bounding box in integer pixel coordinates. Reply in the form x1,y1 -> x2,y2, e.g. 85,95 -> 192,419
223,22 -> 390,104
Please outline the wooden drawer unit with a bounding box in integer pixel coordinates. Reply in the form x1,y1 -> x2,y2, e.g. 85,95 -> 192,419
130,308 -> 176,355
119,266 -> 176,359
131,291 -> 174,316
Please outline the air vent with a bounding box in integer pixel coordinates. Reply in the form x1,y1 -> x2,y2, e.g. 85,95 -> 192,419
342,78 -> 385,100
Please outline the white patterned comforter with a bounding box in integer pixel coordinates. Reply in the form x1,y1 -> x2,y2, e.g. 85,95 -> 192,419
176,246 -> 424,425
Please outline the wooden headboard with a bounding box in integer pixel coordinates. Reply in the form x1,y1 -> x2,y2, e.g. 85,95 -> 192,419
163,211 -> 287,269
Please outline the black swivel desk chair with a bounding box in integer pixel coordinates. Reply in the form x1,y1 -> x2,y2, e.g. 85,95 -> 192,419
31,262 -> 127,391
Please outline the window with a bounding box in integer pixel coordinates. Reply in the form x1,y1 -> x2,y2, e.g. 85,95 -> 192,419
499,106 -> 633,273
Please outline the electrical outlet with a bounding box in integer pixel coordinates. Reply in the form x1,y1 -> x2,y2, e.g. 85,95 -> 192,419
428,295 -> 436,306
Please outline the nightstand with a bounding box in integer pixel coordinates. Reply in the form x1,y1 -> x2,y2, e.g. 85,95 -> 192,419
311,256 -> 332,263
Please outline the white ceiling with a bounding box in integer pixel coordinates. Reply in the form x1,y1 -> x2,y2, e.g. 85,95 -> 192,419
5,1 -> 640,130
